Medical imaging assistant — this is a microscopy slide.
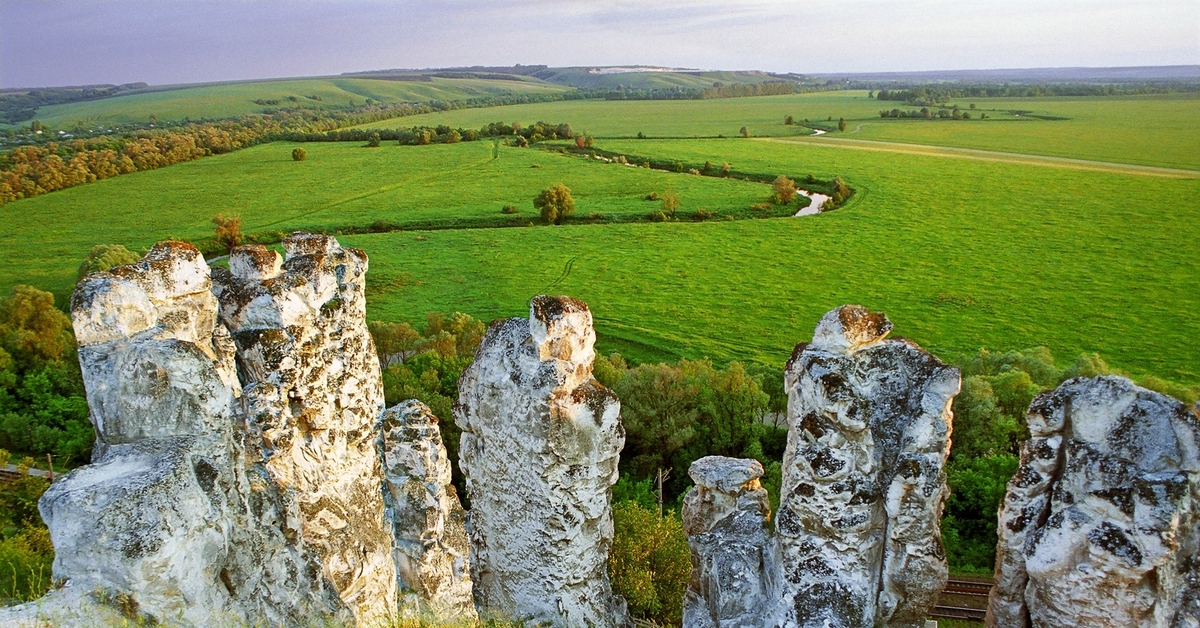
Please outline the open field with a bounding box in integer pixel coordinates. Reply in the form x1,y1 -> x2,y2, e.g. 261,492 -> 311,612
337,137 -> 1200,383
2,96 -> 1197,384
354,91 -> 1200,169
4,77 -> 568,129
0,140 -> 772,295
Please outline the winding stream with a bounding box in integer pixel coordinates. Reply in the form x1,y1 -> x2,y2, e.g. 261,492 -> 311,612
794,190 -> 831,216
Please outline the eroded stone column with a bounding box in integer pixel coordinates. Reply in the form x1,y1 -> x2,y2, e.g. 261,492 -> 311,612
775,305 -> 958,628
213,236 -> 397,623
987,376 -> 1200,628
5,242 -> 343,627
682,456 -> 776,628
456,295 -> 629,626
378,400 -> 476,621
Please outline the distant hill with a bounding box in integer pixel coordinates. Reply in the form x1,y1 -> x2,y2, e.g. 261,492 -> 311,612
1,76 -> 569,129
345,65 -> 805,90
810,65 -> 1200,83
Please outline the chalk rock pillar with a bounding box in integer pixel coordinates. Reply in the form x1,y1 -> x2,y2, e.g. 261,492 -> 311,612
987,376 -> 1200,628
775,305 -> 959,628
213,236 -> 397,623
13,242 -> 342,627
377,400 -> 476,621
682,456 -> 776,628
456,295 -> 629,626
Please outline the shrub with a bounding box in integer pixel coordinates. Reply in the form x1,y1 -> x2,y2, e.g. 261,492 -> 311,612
534,184 -> 575,225
77,244 -> 140,281
721,162 -> 732,176
645,192 -> 659,201
0,525 -> 53,605
608,501 -> 691,625
739,126 -> 750,137
660,191 -> 680,217
291,147 -> 307,161
212,213 -> 243,253
688,168 -> 701,175
500,205 -> 519,214
366,132 -> 381,148
772,175 -> 797,204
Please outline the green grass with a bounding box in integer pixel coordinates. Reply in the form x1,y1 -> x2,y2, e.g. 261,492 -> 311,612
535,67 -> 787,89
336,137 -> 1200,384
354,91 -> 1200,169
9,77 -> 568,130
3,99 -> 1197,387
0,141 -> 772,297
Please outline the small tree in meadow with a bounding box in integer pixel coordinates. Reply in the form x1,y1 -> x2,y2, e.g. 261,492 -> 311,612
212,214 -> 243,253
535,184 -> 575,225
292,147 -> 307,161
739,126 -> 750,138
838,118 -> 847,132
772,175 -> 797,204
366,132 -> 381,148
660,191 -> 681,217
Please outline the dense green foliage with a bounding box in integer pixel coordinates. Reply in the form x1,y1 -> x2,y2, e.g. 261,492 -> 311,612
607,501 -> 691,625
0,286 -> 91,462
76,244 -> 141,281
0,451 -> 54,605
534,183 -> 575,224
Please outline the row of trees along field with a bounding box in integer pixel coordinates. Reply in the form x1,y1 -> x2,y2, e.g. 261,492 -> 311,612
866,81 -> 1200,103
2,277 -> 1199,614
0,93 -> 577,205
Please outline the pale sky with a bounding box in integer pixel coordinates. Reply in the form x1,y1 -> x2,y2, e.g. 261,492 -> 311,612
1,0 -> 1197,88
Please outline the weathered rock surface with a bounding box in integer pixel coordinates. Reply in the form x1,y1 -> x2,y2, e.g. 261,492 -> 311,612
682,456 -> 776,628
378,400 -> 476,621
1,241 -> 345,627
987,376 -> 1200,628
774,305 -> 958,628
456,295 -> 629,626
213,236 -> 397,623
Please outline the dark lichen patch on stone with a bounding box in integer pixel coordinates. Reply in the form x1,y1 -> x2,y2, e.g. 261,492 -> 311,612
1088,521 -> 1143,566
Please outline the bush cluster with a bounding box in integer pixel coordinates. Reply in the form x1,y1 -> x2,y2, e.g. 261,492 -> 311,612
0,286 -> 91,463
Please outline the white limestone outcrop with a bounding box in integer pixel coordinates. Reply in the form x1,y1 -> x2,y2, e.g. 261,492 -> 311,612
0,241 -> 345,627
378,400 -> 476,621
774,305 -> 959,628
213,237 -> 397,624
456,295 -> 629,626
987,376 -> 1200,628
682,456 -> 776,628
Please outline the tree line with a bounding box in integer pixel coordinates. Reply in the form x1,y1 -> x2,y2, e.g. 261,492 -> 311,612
0,83 -> 149,125
869,81 -> 1200,104
0,94 -> 577,205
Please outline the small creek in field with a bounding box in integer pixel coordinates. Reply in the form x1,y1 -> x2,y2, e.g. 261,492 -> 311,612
795,190 -> 831,216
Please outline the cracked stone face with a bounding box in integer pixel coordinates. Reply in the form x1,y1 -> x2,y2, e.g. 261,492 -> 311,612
682,456 -> 776,628
1,240 -> 346,628
456,295 -> 630,627
378,400 -> 476,622
987,376 -> 1200,628
775,304 -> 959,628
213,234 -> 397,624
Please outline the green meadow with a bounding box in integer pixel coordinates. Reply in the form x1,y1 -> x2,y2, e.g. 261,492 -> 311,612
1,92 -> 1197,385
6,76 -> 567,129
0,141 -> 771,295
355,91 -> 1200,169
341,137 -> 1200,383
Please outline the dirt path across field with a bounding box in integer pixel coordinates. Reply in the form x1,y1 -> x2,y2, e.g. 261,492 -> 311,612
759,136 -> 1200,179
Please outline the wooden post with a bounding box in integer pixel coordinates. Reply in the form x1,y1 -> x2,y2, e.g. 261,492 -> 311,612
46,453 -> 53,482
